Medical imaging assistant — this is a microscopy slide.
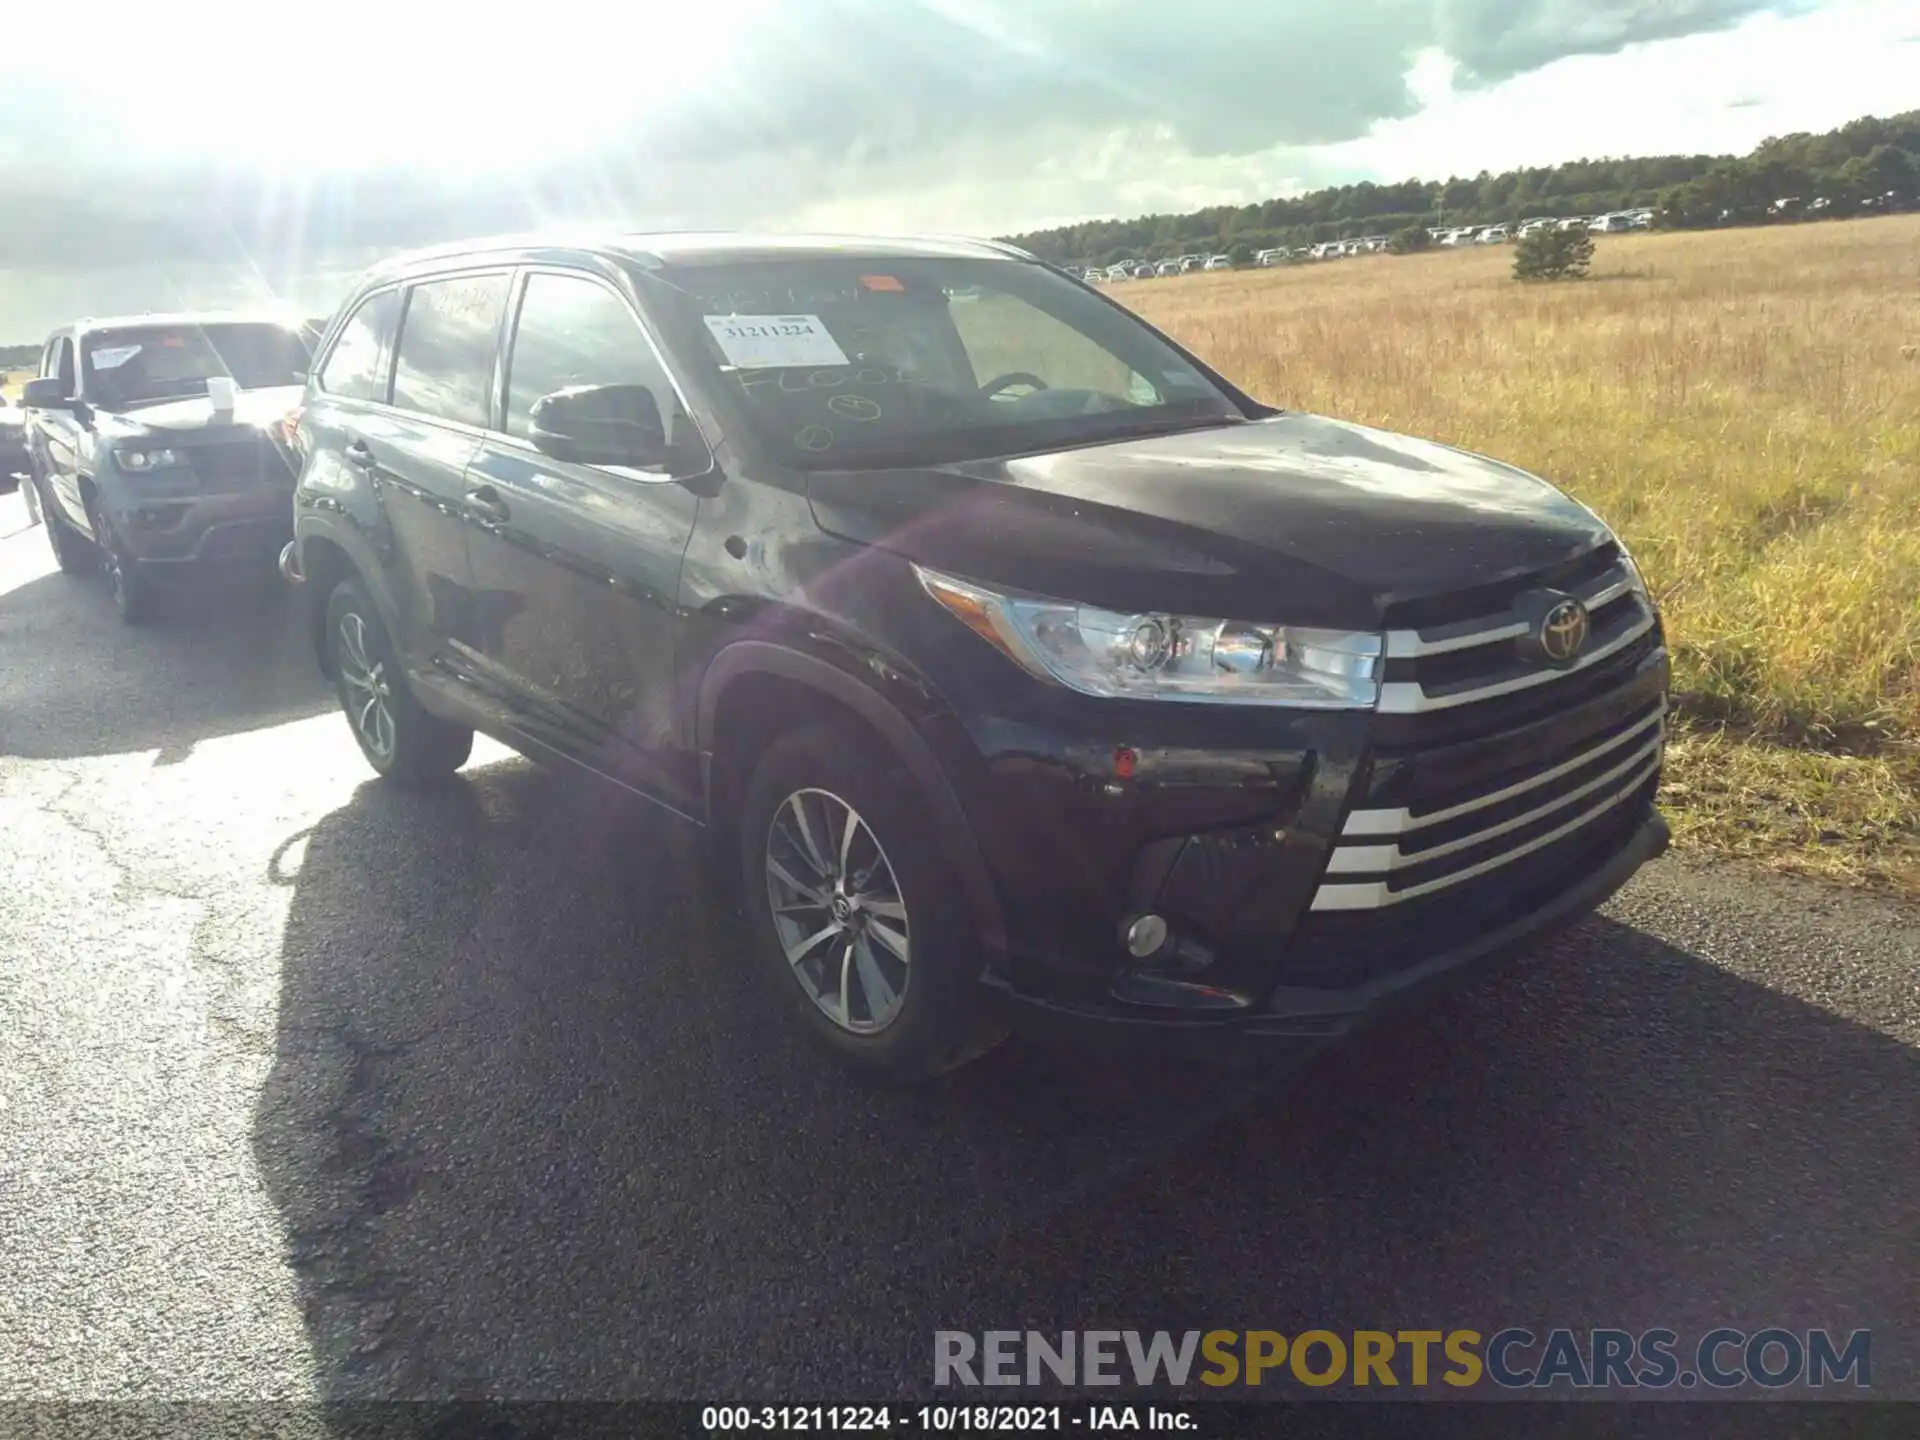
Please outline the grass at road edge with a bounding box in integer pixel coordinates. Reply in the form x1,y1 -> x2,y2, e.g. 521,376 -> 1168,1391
1125,218 -> 1920,895
1662,724 -> 1920,892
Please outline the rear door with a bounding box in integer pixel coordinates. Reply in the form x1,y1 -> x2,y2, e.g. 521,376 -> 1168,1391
362,271 -> 513,675
459,265 -> 705,810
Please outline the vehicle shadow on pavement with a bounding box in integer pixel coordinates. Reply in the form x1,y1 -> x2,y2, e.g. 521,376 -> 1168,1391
0,568 -> 333,762
254,759 -> 1916,1403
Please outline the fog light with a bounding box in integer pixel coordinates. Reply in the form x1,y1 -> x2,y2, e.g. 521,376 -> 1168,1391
1125,913 -> 1169,958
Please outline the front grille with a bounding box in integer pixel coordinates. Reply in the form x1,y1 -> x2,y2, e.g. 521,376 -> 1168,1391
1311,552 -> 1666,913
1315,708 -> 1662,911
196,518 -> 290,558
1377,557 -> 1654,716
184,435 -> 294,488
1284,776 -> 1656,988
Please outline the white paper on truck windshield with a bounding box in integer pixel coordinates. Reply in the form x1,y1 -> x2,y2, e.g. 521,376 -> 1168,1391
703,315 -> 849,369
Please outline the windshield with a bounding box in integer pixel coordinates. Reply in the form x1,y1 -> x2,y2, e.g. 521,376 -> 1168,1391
645,255 -> 1242,469
81,323 -> 310,407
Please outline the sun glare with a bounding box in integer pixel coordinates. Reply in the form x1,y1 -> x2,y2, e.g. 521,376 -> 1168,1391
24,0 -> 780,174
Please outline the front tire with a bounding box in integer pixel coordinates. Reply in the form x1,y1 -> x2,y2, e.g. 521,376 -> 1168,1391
325,577 -> 473,782
738,721 -> 999,1081
85,497 -> 157,624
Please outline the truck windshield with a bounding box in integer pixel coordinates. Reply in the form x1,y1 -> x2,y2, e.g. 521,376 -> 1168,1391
645,255 -> 1243,469
82,323 -> 310,408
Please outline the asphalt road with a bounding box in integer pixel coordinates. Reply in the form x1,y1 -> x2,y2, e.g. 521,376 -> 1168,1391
1,485 -> 1914,1406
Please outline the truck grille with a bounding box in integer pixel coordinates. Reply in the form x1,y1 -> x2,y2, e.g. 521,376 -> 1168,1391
185,434 -> 294,488
1312,551 -> 1666,913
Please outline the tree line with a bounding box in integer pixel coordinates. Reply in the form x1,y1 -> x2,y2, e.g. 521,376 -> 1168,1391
5,111 -> 1915,356
1003,110 -> 1920,268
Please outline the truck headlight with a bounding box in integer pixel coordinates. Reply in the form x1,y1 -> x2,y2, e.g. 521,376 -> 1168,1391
115,447 -> 184,472
916,565 -> 1382,707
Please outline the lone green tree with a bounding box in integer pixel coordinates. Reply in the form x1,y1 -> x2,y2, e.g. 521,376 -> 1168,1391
1228,240 -> 1254,267
1513,225 -> 1595,280
1388,224 -> 1432,254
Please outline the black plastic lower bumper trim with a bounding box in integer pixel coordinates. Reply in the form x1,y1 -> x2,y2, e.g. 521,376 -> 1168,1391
985,807 -> 1670,1053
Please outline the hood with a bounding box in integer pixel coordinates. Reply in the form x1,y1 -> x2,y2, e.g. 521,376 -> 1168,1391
95,385 -> 304,441
805,412 -> 1612,628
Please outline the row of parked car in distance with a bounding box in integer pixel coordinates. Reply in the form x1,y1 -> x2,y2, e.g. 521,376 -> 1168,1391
1073,208 -> 1655,280
1067,252 -> 1238,282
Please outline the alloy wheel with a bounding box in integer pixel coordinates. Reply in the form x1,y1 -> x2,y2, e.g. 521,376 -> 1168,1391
104,542 -> 129,606
764,787 -> 911,1034
336,611 -> 397,761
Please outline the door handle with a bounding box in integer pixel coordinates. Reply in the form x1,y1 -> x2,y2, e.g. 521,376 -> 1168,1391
344,441 -> 377,471
465,485 -> 511,525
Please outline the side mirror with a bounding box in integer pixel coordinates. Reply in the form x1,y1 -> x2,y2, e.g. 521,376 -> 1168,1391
21,377 -> 75,411
529,384 -> 671,468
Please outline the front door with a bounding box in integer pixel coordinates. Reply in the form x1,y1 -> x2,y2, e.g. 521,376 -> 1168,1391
35,336 -> 86,528
461,267 -> 704,811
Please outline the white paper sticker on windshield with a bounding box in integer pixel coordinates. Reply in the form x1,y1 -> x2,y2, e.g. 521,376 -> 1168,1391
703,314 -> 848,369
89,345 -> 143,370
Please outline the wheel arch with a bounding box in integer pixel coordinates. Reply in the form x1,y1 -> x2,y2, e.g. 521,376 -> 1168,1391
699,642 -> 1007,960
294,521 -> 403,680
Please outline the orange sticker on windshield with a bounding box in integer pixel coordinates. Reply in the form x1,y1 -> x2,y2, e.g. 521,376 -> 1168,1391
859,275 -> 904,292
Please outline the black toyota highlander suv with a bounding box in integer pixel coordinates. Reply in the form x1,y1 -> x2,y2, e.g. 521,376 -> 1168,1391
285,231 -> 1669,1080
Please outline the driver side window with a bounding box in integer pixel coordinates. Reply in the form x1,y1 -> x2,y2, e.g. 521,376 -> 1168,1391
503,272 -> 684,442
948,291 -> 1151,402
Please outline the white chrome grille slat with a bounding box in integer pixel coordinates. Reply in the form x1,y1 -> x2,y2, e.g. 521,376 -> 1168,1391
1383,559 -> 1636,659
1310,754 -> 1661,911
1384,619 -> 1527,659
1377,609 -> 1656,714
1326,730 -> 1664,874
1342,701 -> 1667,837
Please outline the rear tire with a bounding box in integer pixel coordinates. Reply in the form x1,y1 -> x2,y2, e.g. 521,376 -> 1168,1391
738,721 -> 1000,1082
40,479 -> 91,574
324,577 -> 473,782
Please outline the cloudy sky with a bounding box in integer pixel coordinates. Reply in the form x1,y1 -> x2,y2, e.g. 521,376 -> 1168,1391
1,0 -> 1916,338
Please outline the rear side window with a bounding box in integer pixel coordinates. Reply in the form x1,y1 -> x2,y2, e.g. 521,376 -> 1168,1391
502,272 -> 682,439
391,273 -> 511,428
318,288 -> 401,401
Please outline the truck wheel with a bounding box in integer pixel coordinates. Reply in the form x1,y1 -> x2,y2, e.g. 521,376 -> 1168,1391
39,479 -> 90,574
738,721 -> 999,1082
86,498 -> 157,625
325,577 -> 473,782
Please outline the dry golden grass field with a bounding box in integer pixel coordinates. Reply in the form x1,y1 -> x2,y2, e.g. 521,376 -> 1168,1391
5,221 -> 1916,889
1122,215 -> 1920,890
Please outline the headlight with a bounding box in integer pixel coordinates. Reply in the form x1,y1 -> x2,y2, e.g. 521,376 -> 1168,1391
915,565 -> 1382,707
115,447 -> 183,472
